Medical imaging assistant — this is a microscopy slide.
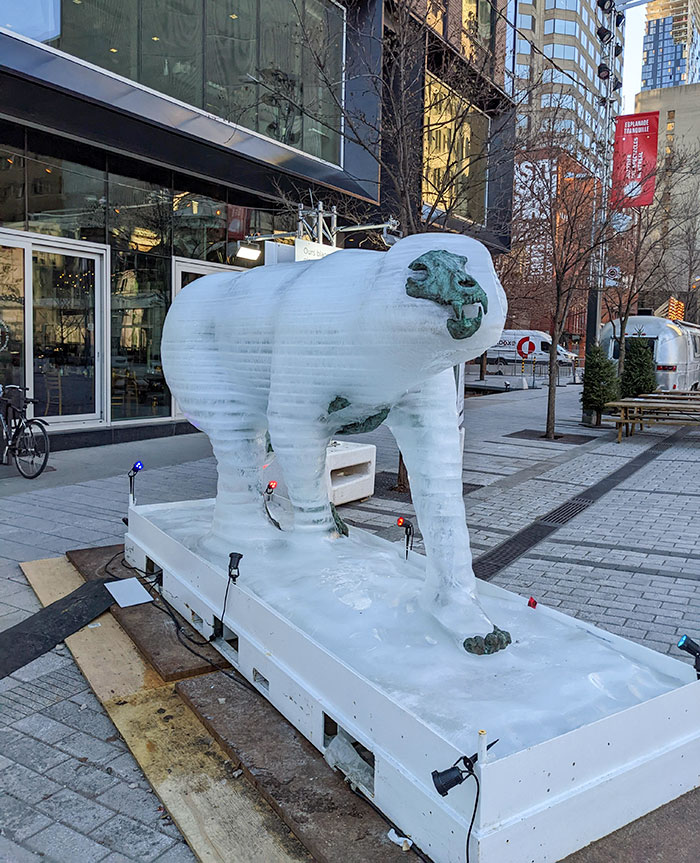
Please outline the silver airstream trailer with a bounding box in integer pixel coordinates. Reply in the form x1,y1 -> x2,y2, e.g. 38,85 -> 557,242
600,316 -> 700,391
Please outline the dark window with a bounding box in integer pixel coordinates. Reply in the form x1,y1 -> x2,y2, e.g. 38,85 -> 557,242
108,173 -> 172,256
26,152 -> 106,243
110,250 -> 171,421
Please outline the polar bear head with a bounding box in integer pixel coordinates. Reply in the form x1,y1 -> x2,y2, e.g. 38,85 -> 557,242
376,232 -> 507,363
405,249 -> 489,340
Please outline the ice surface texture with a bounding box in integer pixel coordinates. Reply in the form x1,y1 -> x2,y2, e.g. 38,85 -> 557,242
161,233 -> 507,643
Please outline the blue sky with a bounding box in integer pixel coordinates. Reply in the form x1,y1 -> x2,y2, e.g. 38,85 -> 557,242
622,3 -> 646,113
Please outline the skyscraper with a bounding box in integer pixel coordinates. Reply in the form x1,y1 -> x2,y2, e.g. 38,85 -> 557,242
510,0 -> 624,159
641,0 -> 700,89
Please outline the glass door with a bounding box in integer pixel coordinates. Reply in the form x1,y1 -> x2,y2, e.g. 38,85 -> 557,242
32,247 -> 102,422
0,240 -> 29,390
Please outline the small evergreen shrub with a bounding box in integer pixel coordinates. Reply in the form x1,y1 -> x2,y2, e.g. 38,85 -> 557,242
620,338 -> 657,398
581,345 -> 619,425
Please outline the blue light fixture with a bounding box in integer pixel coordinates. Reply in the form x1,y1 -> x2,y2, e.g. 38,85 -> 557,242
133,461 -> 143,472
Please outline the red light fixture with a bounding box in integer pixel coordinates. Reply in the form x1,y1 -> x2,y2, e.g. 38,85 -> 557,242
528,596 -> 538,609
397,516 -> 405,527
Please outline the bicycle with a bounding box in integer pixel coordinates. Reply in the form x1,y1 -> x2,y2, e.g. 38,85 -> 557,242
0,384 -> 50,479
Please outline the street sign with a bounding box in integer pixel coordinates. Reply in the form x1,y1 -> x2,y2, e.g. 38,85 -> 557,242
517,336 -> 536,359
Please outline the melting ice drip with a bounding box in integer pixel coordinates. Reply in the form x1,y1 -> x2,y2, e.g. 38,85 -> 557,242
161,233 -> 509,649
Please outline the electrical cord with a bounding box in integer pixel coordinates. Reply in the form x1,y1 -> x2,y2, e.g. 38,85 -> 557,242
101,550 -> 259,694
465,771 -> 480,863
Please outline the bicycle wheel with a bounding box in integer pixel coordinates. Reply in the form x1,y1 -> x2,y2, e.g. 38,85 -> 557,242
13,419 -> 50,479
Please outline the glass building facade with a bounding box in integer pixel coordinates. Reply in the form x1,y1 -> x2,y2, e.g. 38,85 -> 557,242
4,0 -> 345,164
0,119 -> 294,427
641,9 -> 700,90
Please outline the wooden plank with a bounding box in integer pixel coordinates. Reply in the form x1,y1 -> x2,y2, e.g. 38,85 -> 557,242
66,545 -> 229,682
21,557 -> 311,863
177,673 -> 408,863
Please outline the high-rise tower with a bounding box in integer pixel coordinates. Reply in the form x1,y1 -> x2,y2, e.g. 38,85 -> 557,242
642,0 -> 700,89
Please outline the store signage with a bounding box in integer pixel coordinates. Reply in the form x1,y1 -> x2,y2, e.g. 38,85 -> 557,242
611,112 -> 659,209
294,239 -> 337,262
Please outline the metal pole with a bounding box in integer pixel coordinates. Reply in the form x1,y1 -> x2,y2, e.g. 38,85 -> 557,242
583,11 -> 618,420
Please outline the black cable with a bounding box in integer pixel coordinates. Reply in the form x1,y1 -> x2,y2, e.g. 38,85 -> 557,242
100,550 -> 258,693
465,771 -> 480,863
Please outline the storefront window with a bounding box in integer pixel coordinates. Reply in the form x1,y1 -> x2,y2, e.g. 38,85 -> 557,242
108,173 -> 172,256
27,153 -> 106,243
9,0 -> 345,164
111,251 -> 171,421
173,189 -> 228,262
32,250 -> 97,417
0,149 -> 25,231
0,245 -> 25,388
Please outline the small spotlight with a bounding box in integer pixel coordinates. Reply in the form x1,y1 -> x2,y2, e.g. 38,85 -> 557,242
432,764 -> 466,797
598,63 -> 611,81
228,552 -> 243,583
678,634 -> 700,678
267,480 -> 278,492
678,634 -> 700,657
235,242 -> 262,262
127,461 -> 144,505
597,0 -> 614,12
528,596 -> 538,609
432,740 -> 499,797
397,516 -> 414,559
614,42 -> 622,57
615,11 -> 624,25
596,25 -> 613,43
133,461 -> 143,472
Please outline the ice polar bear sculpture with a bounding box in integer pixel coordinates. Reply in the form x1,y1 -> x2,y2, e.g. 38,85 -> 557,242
162,233 -> 509,651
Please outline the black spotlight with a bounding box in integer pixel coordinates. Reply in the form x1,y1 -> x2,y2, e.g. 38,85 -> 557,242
432,763 -> 466,797
612,77 -> 622,91
598,63 -> 611,80
597,25 -> 613,43
678,634 -> 700,678
431,740 -> 499,797
228,552 -> 243,584
614,42 -> 623,56
615,10 -> 625,26
597,0 -> 614,12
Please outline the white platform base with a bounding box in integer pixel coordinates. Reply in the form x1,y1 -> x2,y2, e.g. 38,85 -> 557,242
125,500 -> 700,863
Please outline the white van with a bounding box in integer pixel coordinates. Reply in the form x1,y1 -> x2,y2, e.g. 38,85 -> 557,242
600,316 -> 700,391
487,330 -> 578,365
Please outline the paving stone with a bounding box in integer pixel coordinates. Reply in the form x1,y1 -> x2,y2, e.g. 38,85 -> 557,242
151,841 -> 198,862
35,787 -> 116,834
96,782 -> 163,828
10,652 -> 71,683
43,699 -> 123,739
26,822 -> 111,863
45,757 -> 120,797
0,728 -> 71,773
89,814 -> 176,862
0,835 -> 49,862
0,762 -> 62,805
0,793 -> 52,842
12,713 -> 75,744
55,730 -> 123,765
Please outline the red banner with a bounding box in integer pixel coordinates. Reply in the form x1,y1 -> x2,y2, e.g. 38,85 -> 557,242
611,112 -> 659,209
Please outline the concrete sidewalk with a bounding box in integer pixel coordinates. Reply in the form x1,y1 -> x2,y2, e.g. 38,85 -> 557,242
2,384 -> 699,861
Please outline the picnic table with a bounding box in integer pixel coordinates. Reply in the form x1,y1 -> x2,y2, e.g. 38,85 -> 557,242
605,393 -> 700,443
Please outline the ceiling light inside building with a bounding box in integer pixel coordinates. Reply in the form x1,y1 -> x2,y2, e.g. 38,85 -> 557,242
109,48 -> 118,53
151,36 -> 160,41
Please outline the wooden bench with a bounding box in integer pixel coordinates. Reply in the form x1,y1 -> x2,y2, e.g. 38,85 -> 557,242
605,397 -> 700,443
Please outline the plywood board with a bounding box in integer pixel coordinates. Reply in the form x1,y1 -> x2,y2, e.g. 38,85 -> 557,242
21,557 -> 310,863
66,545 -> 229,681
177,673 -> 407,863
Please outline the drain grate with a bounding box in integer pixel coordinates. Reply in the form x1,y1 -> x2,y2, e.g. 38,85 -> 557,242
476,427 -> 690,581
538,497 -> 592,526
